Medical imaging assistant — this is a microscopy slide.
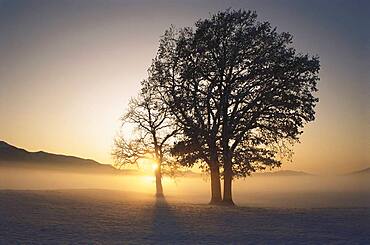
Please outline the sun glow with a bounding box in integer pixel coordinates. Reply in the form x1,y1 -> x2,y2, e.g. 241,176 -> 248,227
151,162 -> 158,171
142,175 -> 156,184
141,175 -> 174,185
137,156 -> 159,173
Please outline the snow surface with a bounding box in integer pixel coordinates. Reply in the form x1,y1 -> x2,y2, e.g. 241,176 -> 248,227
0,189 -> 369,244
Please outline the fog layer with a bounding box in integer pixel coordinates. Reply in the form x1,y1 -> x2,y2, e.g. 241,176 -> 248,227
0,167 -> 368,208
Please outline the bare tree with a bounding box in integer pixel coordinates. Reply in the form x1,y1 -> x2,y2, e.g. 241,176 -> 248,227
150,9 -> 319,205
112,80 -> 179,197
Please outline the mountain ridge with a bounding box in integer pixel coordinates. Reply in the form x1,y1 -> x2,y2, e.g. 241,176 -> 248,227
252,170 -> 313,177
345,167 -> 370,176
0,140 -> 130,175
0,140 -> 98,163
2,140 -> 367,177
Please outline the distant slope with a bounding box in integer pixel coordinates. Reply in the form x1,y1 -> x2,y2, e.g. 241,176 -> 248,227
0,140 -> 132,175
346,167 -> 370,176
252,170 -> 313,177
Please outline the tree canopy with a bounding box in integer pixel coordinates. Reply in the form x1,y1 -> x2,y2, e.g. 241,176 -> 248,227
148,9 -> 319,204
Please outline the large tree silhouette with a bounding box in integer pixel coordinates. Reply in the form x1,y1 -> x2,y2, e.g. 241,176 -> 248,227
149,27 -> 224,204
112,80 -> 179,197
150,9 -> 319,205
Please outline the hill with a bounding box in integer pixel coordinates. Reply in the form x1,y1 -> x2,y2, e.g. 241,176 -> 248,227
252,170 -> 313,177
0,140 -> 131,175
346,167 -> 370,176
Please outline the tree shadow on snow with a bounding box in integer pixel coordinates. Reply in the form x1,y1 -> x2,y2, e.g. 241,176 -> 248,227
147,196 -> 186,243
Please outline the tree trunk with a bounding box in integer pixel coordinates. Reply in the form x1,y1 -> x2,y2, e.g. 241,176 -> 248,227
209,164 -> 222,204
222,154 -> 234,205
155,166 -> 164,198
223,165 -> 234,205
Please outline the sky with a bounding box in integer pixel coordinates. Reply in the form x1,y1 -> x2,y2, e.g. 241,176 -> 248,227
0,0 -> 369,174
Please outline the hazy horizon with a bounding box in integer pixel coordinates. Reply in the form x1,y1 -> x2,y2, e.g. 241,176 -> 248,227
0,0 -> 369,175
1,138 -> 368,175
1,165 -> 369,207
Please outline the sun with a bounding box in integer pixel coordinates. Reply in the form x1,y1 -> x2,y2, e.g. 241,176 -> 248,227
146,155 -> 159,171
151,162 -> 158,171
137,155 -> 159,173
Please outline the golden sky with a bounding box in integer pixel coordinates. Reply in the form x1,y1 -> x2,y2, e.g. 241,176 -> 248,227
0,0 -> 368,174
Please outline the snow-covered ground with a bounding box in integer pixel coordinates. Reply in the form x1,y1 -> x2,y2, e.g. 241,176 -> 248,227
0,189 -> 369,244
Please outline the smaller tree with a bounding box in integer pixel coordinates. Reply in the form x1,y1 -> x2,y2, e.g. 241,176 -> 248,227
112,80 -> 179,197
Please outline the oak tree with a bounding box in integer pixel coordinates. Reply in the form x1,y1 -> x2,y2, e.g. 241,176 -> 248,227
150,9 -> 319,205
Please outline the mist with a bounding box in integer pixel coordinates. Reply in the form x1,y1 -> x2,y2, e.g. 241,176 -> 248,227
1,166 -> 368,208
